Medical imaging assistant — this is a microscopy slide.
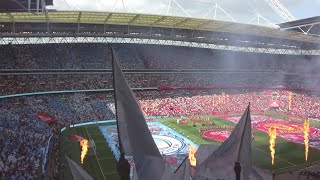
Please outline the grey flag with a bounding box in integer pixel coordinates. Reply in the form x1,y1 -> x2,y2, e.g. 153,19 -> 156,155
65,155 -> 93,180
112,48 -> 178,180
193,105 -> 252,180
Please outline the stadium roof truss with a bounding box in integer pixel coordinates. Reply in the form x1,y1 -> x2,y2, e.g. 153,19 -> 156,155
279,16 -> 320,36
0,11 -> 319,55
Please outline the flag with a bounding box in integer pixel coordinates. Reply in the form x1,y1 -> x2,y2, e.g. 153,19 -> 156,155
36,112 -> 56,123
70,134 -> 84,142
112,48 -> 175,180
194,144 -> 219,165
65,156 -> 93,180
193,105 -> 252,180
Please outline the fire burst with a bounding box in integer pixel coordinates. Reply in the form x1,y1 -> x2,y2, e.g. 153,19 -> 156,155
80,139 -> 89,164
188,146 -> 197,166
304,119 -> 310,162
268,126 -> 277,166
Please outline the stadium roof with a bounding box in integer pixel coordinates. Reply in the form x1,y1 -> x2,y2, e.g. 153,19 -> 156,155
0,11 -> 319,44
278,16 -> 320,36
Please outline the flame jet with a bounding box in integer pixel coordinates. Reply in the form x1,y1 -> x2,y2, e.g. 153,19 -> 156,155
189,146 -> 197,166
304,119 -> 310,162
268,126 -> 277,166
80,139 -> 89,164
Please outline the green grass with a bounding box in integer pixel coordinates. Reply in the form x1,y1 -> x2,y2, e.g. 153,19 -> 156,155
60,124 -> 120,180
159,116 -> 320,174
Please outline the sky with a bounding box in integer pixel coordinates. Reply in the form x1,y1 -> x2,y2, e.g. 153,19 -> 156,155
48,0 -> 320,26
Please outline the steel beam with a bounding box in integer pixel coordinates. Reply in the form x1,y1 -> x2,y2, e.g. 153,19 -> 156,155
77,12 -> 82,33
129,14 -> 141,24
103,13 -> 113,33
0,36 -> 319,55
173,18 -> 189,27
6,13 -> 15,33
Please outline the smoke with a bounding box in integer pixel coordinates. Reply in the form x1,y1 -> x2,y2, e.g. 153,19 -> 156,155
299,55 -> 320,90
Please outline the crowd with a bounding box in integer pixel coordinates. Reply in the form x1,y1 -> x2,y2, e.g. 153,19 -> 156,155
139,90 -> 268,116
0,44 -> 145,70
1,72 -> 316,96
1,43 -> 319,96
139,90 -> 320,118
1,43 -> 320,178
1,43 -> 319,72
0,93 -> 115,179
1,88 -> 320,178
0,107 -> 52,179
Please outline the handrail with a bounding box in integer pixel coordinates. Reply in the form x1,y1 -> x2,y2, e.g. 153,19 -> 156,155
0,88 -> 157,99
2,85 -> 320,100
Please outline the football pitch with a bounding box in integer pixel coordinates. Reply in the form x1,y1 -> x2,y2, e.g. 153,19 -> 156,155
60,116 -> 320,180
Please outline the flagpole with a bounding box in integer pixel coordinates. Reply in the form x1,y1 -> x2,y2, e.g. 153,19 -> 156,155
234,162 -> 241,180
111,46 -> 130,180
174,156 -> 188,173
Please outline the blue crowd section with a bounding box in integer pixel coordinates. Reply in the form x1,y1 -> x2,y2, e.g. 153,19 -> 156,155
0,107 -> 53,179
47,98 -> 78,122
91,100 -> 114,119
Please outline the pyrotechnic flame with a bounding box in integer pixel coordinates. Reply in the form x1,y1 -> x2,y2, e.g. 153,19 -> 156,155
80,139 -> 89,164
304,119 -> 310,162
188,146 -> 197,166
268,126 -> 277,166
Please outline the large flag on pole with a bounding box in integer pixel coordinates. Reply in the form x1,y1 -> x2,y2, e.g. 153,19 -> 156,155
193,105 -> 252,180
112,48 -> 180,180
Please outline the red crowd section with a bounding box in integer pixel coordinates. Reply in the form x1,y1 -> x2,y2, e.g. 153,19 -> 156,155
158,85 -> 320,92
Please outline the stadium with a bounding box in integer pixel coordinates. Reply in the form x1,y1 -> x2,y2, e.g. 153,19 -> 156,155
1,0 -> 320,180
